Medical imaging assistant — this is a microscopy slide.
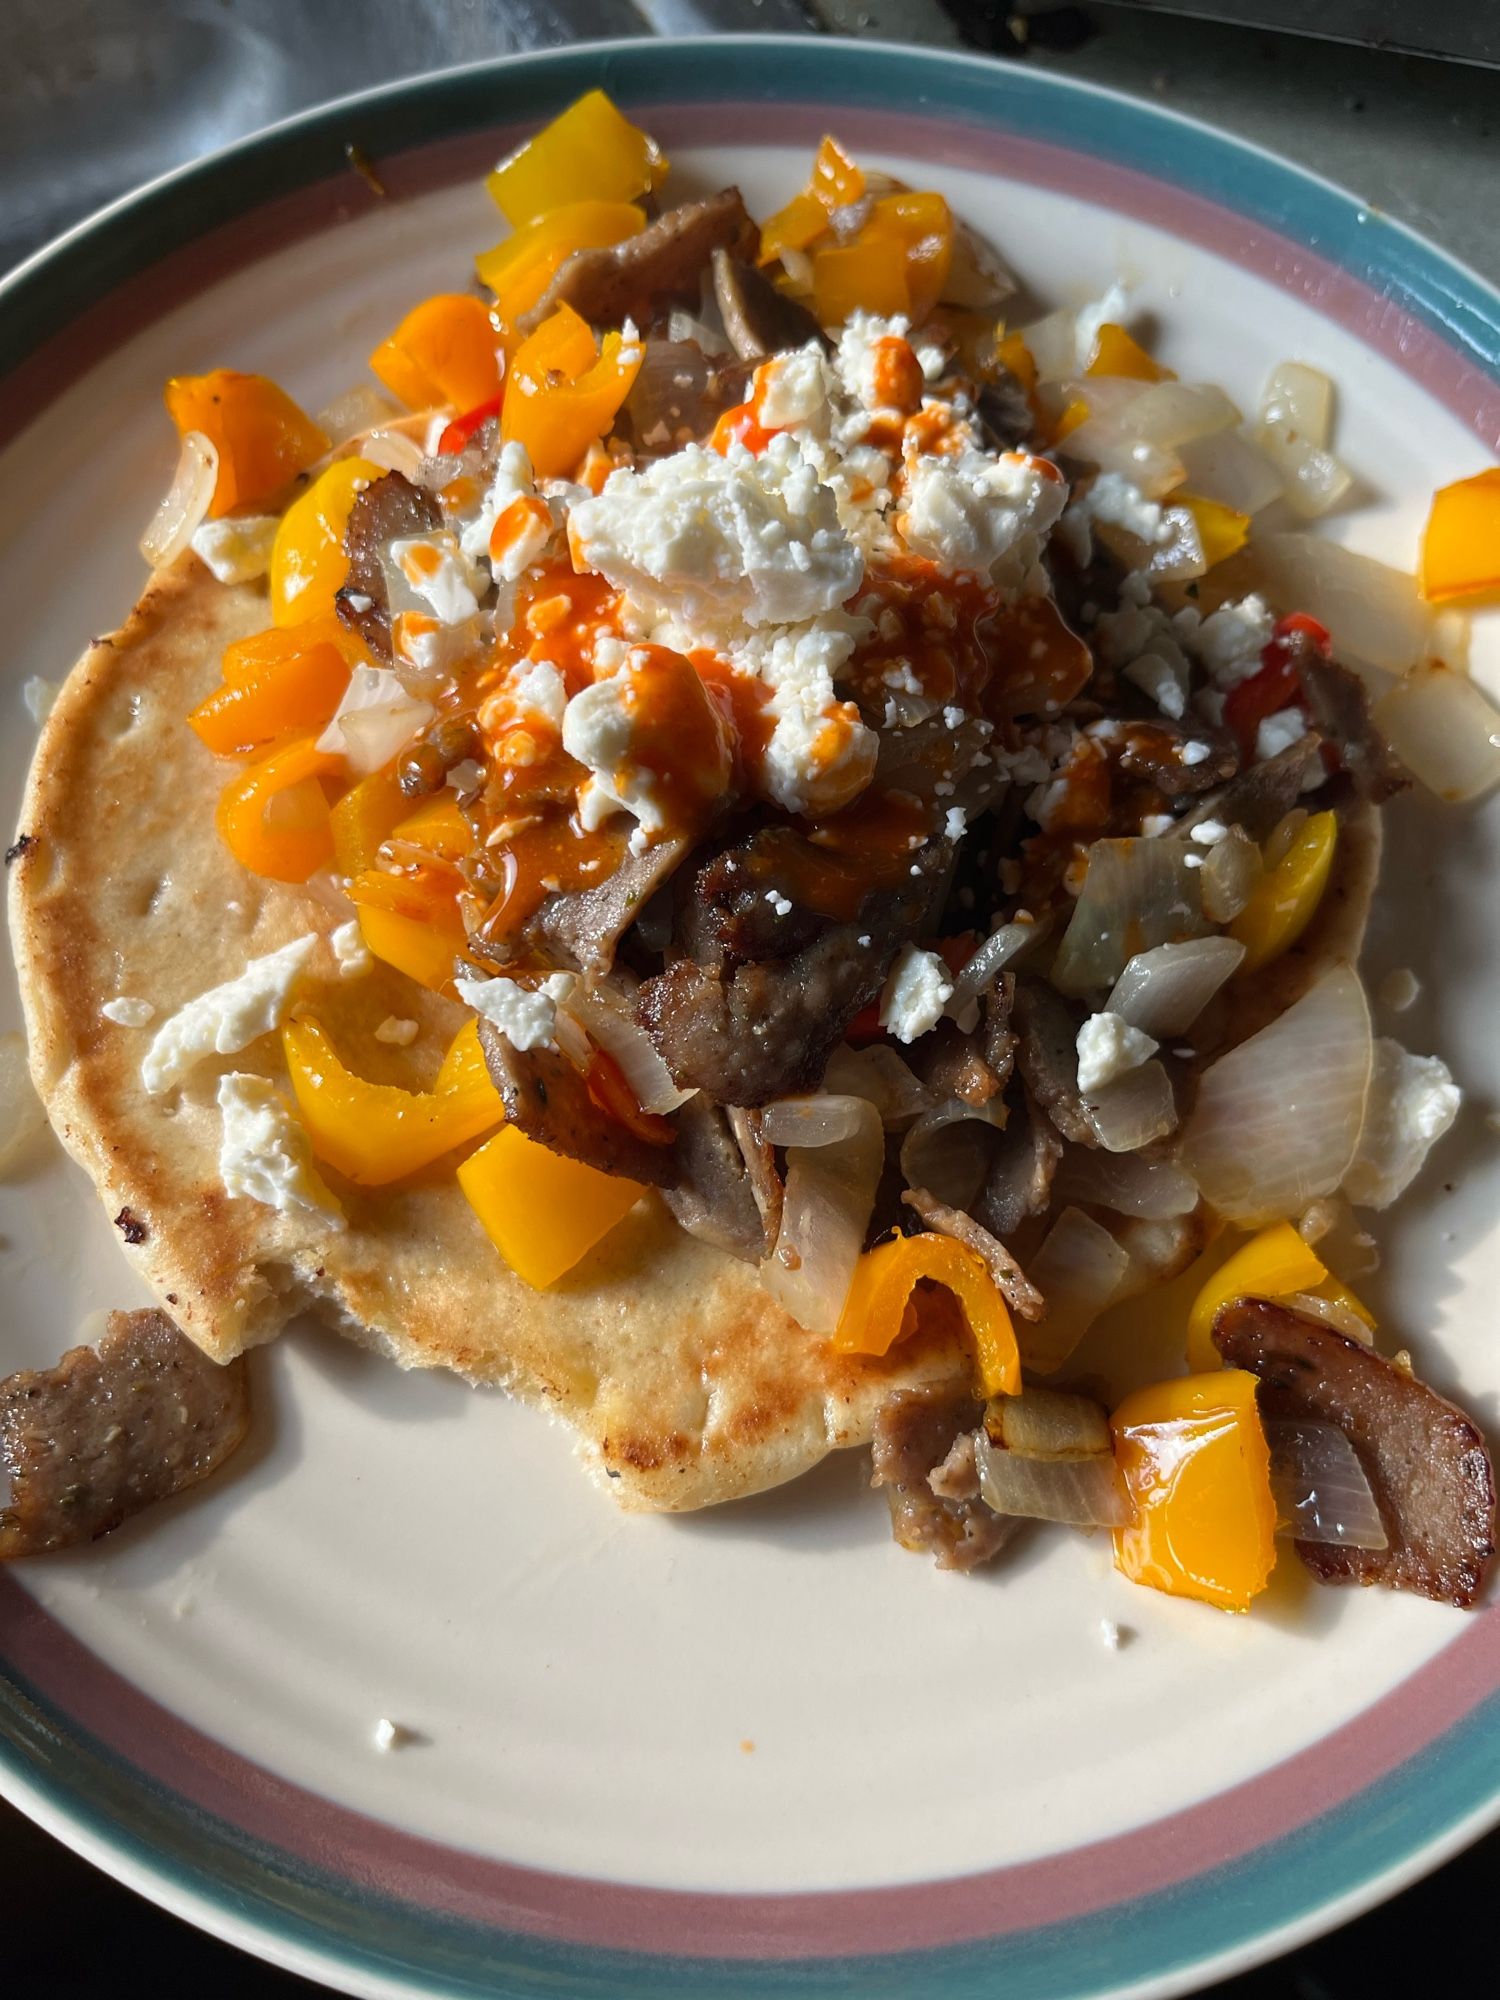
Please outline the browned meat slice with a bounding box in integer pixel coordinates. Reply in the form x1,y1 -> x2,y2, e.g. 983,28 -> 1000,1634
1012,978 -> 1095,1147
523,189 -> 758,332
727,1105 -> 784,1248
0,1310 -> 249,1559
711,250 -> 827,360
1292,644 -> 1409,804
977,1090 -> 1063,1240
622,340 -> 752,456
336,471 -> 443,659
479,1023 -> 678,1187
871,1383 -> 1015,1571
974,370 -> 1035,451
1117,721 -> 1238,797
909,1019 -> 1004,1108
637,833 -> 953,1107
520,838 -> 691,978
903,1187 -> 1045,1321
1213,1298 -> 1496,1608
1181,734 -> 1326,841
660,1097 -> 771,1262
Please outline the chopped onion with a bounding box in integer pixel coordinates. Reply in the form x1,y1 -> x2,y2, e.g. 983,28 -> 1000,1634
1146,505 -> 1207,582
975,1430 -> 1130,1527
1059,400 -> 1185,498
1021,1206 -> 1132,1374
760,1098 -> 883,1334
1020,306 -> 1080,384
1342,1037 -> 1461,1210
665,309 -> 729,351
1247,533 -> 1430,674
905,1186 -> 1044,1320
1278,1290 -> 1374,1343
944,916 -> 1046,1027
140,430 -> 218,568
1177,428 -> 1285,515
899,1100 -> 1007,1210
626,340 -> 720,450
1264,807 -> 1308,870
317,666 -> 434,776
1122,379 -> 1241,449
943,223 -> 1018,309
1261,362 -> 1333,447
361,427 -> 427,479
1056,1147 -> 1199,1218
1199,826 -> 1264,922
0,1031 -> 47,1171
1373,661 -> 1500,803
823,1044 -> 930,1128
316,384 -> 400,445
1181,963 -> 1373,1223
761,1095 -> 871,1148
983,1383 -> 1113,1457
1266,1418 -> 1387,1549
1107,936 -> 1246,1038
1051,837 -> 1207,996
564,989 -> 695,1114
1084,1059 -> 1178,1152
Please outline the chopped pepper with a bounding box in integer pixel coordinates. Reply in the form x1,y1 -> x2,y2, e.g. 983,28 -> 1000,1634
1182,492 -> 1250,570
370,295 -> 504,413
458,1124 -> 644,1288
1085,323 -> 1172,382
476,199 -> 645,327
485,90 -> 666,227
330,761 -> 411,877
1186,1223 -> 1327,1372
1112,1369 -> 1277,1612
164,370 -> 328,517
347,864 -> 467,993
269,456 -> 385,625
1419,468 -> 1500,604
500,304 -> 642,480
1229,809 -> 1338,974
833,1232 -> 1020,1398
189,626 -> 351,757
215,735 -> 340,882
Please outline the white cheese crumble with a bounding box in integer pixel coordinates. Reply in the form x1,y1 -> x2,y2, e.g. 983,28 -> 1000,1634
1076,1011 -> 1159,1095
317,666 -> 434,775
1180,739 -> 1212,766
22,676 -> 60,725
561,650 -> 730,843
1070,471 -> 1169,548
878,945 -> 954,1044
372,1717 -> 413,1752
216,1072 -> 343,1224
389,531 -> 483,625
757,343 -> 834,432
330,920 -> 372,980
101,997 -> 155,1027
738,616 -> 878,817
569,434 -> 863,632
190,513 -> 278,584
455,972 -> 576,1052
459,440 -> 538,568
1140,812 -> 1175,837
1191,819 -> 1229,846
765,890 -> 793,916
901,447 -> 1066,584
1074,281 -> 1130,371
1191,594 -> 1275,690
1255,706 -> 1308,761
1125,653 -> 1188,720
142,935 -> 317,1094
834,311 -> 912,411
374,1017 -> 419,1046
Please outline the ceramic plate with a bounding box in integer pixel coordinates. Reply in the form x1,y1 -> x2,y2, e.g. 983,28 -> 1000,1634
2,36 -> 1499,2000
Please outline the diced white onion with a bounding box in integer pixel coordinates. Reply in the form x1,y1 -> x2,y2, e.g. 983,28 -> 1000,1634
1107,936 -> 1246,1039
1020,306 -> 1080,384
1278,1290 -> 1374,1343
1020,1206 -> 1132,1374
1176,429 -> 1285,515
823,1044 -> 930,1128
1060,410 -> 1185,499
942,223 -> 1018,310
1199,827 -> 1264,922
984,1384 -> 1113,1457
140,430 -> 219,568
317,666 -> 433,776
899,1100 -> 1007,1210
975,1432 -> 1131,1527
1181,963 -> 1373,1223
1084,1059 -> 1178,1152
1260,362 -> 1334,448
1257,426 -> 1353,519
760,1098 -> 883,1334
1373,661 -> 1500,803
564,990 -> 696,1114
316,385 -> 401,446
1052,837 -> 1207,996
761,1095 -> 871,1148
361,427 -> 427,480
944,918 -> 1045,1025
1145,505 -> 1206,581
1248,533 -> 1430,675
1266,1417 -> 1387,1549
1342,1038 -> 1461,1210
1122,379 -> 1241,450
0,1031 -> 47,1171
1056,1147 -> 1199,1218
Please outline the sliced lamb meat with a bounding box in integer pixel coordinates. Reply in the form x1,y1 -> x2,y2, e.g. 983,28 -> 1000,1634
1179,733 -> 1326,842
974,369 -> 1035,451
336,471 -> 442,659
909,1018 -> 1005,1108
711,250 -> 828,361
977,1089 -> 1063,1240
520,837 -> 692,978
871,1383 -> 1016,1572
660,1097 -> 772,1262
479,1023 -> 679,1187
1291,644 -> 1409,804
522,189 -> 758,332
903,1187 -> 1045,1322
1213,1298 -> 1496,1608
1012,978 -> 1095,1147
0,1310 -> 249,1558
1116,720 -> 1239,797
727,1105 -> 784,1249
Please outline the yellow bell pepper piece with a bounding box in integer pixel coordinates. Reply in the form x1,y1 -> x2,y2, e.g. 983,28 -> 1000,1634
215,735 -> 340,883
370,295 -> 504,413
1051,396 -> 1090,443
1183,492 -> 1250,569
1229,808 -> 1337,974
485,90 -> 666,228
1085,323 -> 1173,382
435,1016 -> 490,1096
759,189 -> 829,269
353,903 -> 463,994
995,330 -> 1038,395
330,762 -> 410,877
477,200 -> 646,327
811,192 -> 953,328
270,456 -> 385,625
386,792 -> 472,864
833,1233 -> 1020,1398
500,305 -> 643,480
165,370 -> 329,518
1112,1369 -> 1276,1613
1186,1223 -> 1327,1371
282,1016 -> 503,1186
1420,468 -> 1500,604
458,1123 -> 644,1289
809,134 -> 866,211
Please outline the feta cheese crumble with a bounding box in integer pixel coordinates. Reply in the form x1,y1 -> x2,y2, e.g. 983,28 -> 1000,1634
878,945 -> 954,1044
455,972 -> 576,1052
1076,1011 -> 1158,1095
901,447 -> 1066,584
191,513 -> 278,584
142,935 -> 317,1094
101,997 -> 155,1027
374,1017 -> 419,1046
756,343 -> 834,432
330,920 -> 372,980
1255,706 -> 1308,761
216,1072 -> 344,1224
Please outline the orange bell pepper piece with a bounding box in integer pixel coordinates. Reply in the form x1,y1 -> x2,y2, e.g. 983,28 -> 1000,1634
383,792 -> 472,864
282,1017 -> 503,1186
476,200 -> 646,326
500,305 -> 643,480
759,189 -> 829,270
484,90 -> 666,228
270,456 -> 385,625
810,135 -> 866,211
833,1233 -> 1020,1398
347,864 -> 467,993
370,295 -> 504,413
164,369 -> 328,517
330,761 -> 411,877
220,614 -> 366,685
1229,809 -> 1337,974
812,192 -> 953,327
1085,323 -> 1173,382
1112,1370 -> 1277,1613
216,735 -> 340,882
435,1016 -> 491,1096
458,1123 -> 644,1289
1183,492 -> 1250,570
873,192 -> 953,322
1185,1222 -> 1373,1372
188,630 -> 351,757
1420,467 -> 1500,603
995,331 -> 1038,395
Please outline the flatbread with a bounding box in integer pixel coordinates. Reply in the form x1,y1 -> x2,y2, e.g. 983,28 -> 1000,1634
8,556 -> 966,1511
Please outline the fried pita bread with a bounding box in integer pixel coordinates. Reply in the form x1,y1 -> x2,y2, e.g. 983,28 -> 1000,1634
8,556 -> 967,1511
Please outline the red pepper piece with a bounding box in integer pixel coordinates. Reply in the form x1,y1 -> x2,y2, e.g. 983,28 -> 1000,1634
437,394 -> 504,455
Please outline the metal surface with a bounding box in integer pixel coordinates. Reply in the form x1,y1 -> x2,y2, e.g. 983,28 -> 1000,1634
1104,1 -> 1500,68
